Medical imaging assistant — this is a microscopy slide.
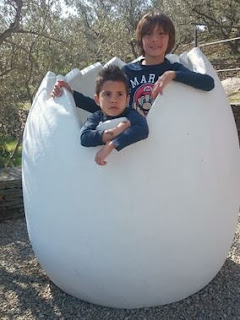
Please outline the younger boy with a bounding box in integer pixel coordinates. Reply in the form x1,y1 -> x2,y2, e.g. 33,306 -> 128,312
80,65 -> 149,166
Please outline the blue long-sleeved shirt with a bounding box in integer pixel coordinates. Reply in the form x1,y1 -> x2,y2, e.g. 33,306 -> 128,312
73,58 -> 215,116
80,108 -> 149,151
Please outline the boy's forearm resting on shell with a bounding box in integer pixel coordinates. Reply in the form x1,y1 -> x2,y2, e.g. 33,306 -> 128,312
174,64 -> 215,91
81,110 -> 149,151
152,68 -> 214,99
111,110 -> 149,151
102,121 -> 131,143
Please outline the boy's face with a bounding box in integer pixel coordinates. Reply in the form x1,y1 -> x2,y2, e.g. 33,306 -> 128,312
95,81 -> 129,117
142,25 -> 169,61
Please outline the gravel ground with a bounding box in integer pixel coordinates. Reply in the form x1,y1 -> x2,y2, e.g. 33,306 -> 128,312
0,216 -> 239,320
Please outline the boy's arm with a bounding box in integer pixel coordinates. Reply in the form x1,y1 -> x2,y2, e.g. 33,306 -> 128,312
95,142 -> 116,166
152,63 -> 215,99
102,120 -> 131,143
173,63 -> 215,91
73,91 -> 99,113
80,112 -> 105,147
111,109 -> 149,151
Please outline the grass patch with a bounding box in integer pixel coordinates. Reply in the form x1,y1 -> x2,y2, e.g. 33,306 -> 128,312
0,136 -> 22,168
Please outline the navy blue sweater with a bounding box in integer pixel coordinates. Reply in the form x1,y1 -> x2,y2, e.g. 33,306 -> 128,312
81,108 -> 149,151
73,58 -> 215,116
122,58 -> 214,115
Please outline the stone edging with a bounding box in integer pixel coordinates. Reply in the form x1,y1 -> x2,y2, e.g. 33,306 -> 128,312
0,167 -> 24,221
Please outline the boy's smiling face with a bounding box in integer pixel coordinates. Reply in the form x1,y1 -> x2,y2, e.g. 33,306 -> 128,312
95,80 -> 129,117
142,25 -> 169,63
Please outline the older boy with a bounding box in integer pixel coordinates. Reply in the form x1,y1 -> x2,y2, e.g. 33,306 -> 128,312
52,12 -> 214,117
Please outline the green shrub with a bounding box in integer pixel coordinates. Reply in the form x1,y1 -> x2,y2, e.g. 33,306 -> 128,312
0,135 -> 22,168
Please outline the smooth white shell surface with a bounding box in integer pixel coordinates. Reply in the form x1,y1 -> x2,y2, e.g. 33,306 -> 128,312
22,48 -> 240,308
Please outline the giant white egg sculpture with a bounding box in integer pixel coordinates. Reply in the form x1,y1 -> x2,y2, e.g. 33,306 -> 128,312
22,48 -> 240,309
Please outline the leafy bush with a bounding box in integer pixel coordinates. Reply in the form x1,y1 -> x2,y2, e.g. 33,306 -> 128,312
0,135 -> 22,168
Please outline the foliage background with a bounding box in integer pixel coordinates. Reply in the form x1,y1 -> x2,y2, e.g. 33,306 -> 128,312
0,0 -> 239,167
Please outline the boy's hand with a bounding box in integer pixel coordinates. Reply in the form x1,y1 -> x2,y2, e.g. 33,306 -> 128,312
152,71 -> 176,99
102,120 -> 131,143
116,120 -> 131,131
95,142 -> 115,166
51,81 -> 72,98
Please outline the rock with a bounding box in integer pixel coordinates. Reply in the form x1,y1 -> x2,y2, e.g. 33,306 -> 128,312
221,77 -> 240,96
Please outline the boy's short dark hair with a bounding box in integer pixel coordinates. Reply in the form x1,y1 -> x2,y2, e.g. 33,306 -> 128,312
95,65 -> 129,95
136,12 -> 175,56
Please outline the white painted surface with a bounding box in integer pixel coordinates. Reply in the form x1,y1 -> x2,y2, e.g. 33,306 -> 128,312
22,48 -> 240,308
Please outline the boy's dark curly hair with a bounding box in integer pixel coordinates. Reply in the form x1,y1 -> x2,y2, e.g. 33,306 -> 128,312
95,65 -> 129,95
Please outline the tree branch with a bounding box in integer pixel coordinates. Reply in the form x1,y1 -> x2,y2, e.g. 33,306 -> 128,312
0,0 -> 23,46
15,29 -> 67,43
